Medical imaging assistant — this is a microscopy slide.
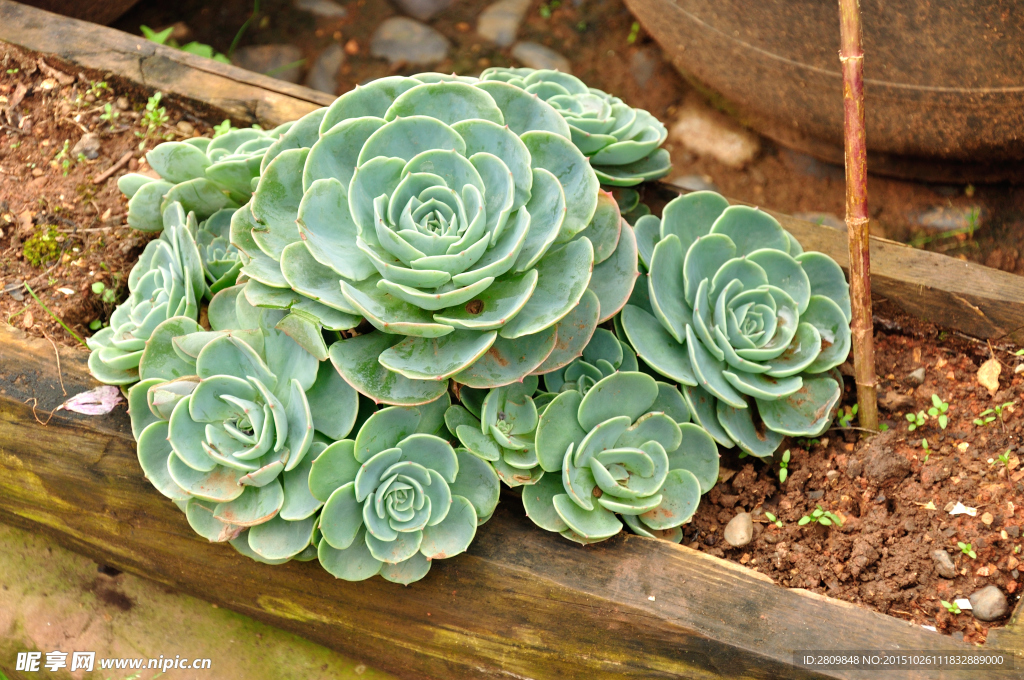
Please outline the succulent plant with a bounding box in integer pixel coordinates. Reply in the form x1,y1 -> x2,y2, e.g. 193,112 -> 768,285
621,191 -> 851,457
311,395 -> 500,584
195,208 -> 242,294
126,285 -> 362,563
235,75 -> 638,401
479,68 -> 671,187
524,371 -> 718,543
444,377 -> 547,487
119,126 -> 283,232
612,187 -> 652,225
86,202 -> 205,385
542,327 -> 638,394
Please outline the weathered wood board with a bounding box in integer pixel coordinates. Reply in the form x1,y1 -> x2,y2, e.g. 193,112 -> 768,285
1,329 -> 1021,680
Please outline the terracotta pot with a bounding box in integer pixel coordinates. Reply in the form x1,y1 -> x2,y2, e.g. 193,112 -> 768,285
624,0 -> 1024,182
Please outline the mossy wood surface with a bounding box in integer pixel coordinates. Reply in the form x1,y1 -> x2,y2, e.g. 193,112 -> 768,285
1,324 -> 1021,679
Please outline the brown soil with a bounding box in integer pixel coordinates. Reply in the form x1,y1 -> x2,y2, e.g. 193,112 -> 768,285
0,47 -> 216,347
689,300 -> 1023,644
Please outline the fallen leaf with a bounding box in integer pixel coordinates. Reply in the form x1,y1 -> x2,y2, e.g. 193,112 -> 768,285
58,385 -> 123,415
949,502 -> 978,517
954,598 -> 973,610
57,287 -> 75,296
977,357 -> 1001,394
913,500 -> 938,510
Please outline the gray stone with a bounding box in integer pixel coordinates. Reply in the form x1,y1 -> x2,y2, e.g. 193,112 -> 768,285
72,132 -> 101,160
293,0 -> 348,18
629,48 -> 658,88
794,212 -> 846,231
393,0 -> 455,22
510,42 -> 571,73
930,549 -> 957,579
911,205 -> 984,232
304,43 -> 345,94
723,512 -> 753,548
879,390 -> 915,412
371,18 -> 450,66
477,0 -> 531,48
231,44 -> 304,83
968,585 -> 1008,621
668,175 -> 718,193
669,95 -> 760,169
907,367 -> 926,386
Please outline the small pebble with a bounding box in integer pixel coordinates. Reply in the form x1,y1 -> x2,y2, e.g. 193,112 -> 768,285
1006,525 -> 1020,538
293,0 -> 348,18
723,512 -> 753,548
176,120 -> 194,135
510,41 -> 571,72
371,18 -> 450,66
808,489 -> 824,500
477,0 -> 531,48
930,549 -> 957,578
967,585 -> 1008,621
907,367 -> 926,385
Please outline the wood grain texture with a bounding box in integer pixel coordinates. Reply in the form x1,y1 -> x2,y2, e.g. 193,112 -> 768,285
644,183 -> 1024,345
1,324 -> 1020,680
0,0 -> 332,128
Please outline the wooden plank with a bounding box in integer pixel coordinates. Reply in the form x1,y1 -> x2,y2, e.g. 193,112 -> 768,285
1,324 -> 1019,680
15,0 -> 140,26
644,183 -> 1024,345
0,0 -> 331,128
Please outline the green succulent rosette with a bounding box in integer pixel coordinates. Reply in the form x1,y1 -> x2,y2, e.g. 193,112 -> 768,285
542,327 -> 639,394
525,371 -> 718,544
119,125 -> 287,232
234,75 -> 638,403
479,68 -> 671,187
86,202 -> 205,385
196,208 -> 243,294
621,191 -> 851,457
311,395 -> 500,584
126,285 -> 362,564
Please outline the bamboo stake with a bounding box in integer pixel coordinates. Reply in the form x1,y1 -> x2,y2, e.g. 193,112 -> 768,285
838,0 -> 878,430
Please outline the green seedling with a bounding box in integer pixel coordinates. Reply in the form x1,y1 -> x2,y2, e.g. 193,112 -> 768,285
212,119 -> 235,137
53,139 -> 71,175
798,505 -> 843,527
838,403 -> 858,428
764,511 -> 783,528
5,67 -> 18,74
627,21 -> 641,44
906,410 -> 926,431
91,281 -> 117,304
921,438 -> 930,462
100,102 -> 120,129
940,600 -> 961,615
975,410 -> 997,426
136,92 -> 171,149
88,80 -> 109,98
539,0 -> 560,18
141,25 -> 231,64
777,449 -> 790,483
957,541 -> 976,559
878,423 -> 889,432
1013,348 -> 1024,357
928,394 -> 949,429
996,449 -> 1011,467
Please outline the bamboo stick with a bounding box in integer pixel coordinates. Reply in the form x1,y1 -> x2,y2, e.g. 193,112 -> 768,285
838,0 -> 878,430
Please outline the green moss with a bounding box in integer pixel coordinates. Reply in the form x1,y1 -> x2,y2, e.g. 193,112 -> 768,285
21,226 -> 61,268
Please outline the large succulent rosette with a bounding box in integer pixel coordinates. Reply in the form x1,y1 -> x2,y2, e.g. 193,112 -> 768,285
126,285 -> 362,564
621,191 -> 852,457
479,68 -> 671,187
86,202 -> 205,385
524,371 -> 718,544
234,75 -> 638,403
120,126 -> 285,231
311,395 -> 500,584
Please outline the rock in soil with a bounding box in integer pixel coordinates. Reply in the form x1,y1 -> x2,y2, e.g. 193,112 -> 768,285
907,366 -> 926,385
511,42 -> 572,72
669,95 -> 760,169
723,513 -> 753,548
477,0 -> 531,48
71,132 -> 101,160
392,0 -> 455,21
371,18 -> 450,66
967,585 -> 1008,621
304,43 -> 345,94
293,0 -> 348,18
930,549 -> 957,579
880,390 -> 915,411
231,44 -> 304,83
862,434 -> 911,486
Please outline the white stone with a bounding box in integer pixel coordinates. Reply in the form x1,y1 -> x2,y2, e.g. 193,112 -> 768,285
371,18 -> 450,66
477,0 -> 532,48
669,95 -> 760,169
294,0 -> 348,19
723,512 -> 753,548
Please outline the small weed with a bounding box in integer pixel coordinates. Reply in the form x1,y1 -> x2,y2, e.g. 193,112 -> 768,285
24,283 -> 87,346
88,80 -> 109,98
10,140 -> 20,149
91,281 -> 117,304
975,410 -> 996,426
838,403 -> 858,428
100,102 -> 120,130
22,226 -> 61,267
928,394 -> 949,429
957,541 -> 977,559
5,67 -> 18,74
798,505 -> 843,527
538,0 -> 560,18
1013,348 -> 1024,357
764,511 -> 783,528
878,423 -> 889,432
53,139 -> 72,175
136,92 -> 172,150
627,21 -> 641,44
940,599 -> 961,615
989,450 -> 1011,467
921,438 -> 930,462
777,449 -> 790,483
141,25 -> 231,64
575,20 -> 587,32
906,410 -> 926,431
212,119 -> 235,137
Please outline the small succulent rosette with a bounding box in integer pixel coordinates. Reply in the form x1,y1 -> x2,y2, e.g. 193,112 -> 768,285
119,126 -> 286,231
542,327 -> 638,394
232,75 -> 638,402
126,285 -> 362,565
479,68 -> 671,187
621,191 -> 852,457
444,378 -> 547,487
195,208 -> 243,294
525,371 -> 719,544
310,396 -> 500,584
86,202 -> 205,385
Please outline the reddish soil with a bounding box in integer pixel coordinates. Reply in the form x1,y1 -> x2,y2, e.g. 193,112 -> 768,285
688,301 -> 1023,643
0,47 -> 213,346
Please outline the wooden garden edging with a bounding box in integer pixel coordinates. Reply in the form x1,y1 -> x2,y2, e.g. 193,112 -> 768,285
0,2 -> 1022,677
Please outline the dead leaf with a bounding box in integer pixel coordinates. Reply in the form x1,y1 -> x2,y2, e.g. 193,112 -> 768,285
949,501 -> 977,517
977,357 -> 1001,394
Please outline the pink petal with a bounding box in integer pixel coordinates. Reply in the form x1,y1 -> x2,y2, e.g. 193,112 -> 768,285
61,385 -> 124,415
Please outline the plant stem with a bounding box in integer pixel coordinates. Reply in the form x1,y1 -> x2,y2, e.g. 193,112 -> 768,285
838,0 -> 878,431
24,283 -> 87,348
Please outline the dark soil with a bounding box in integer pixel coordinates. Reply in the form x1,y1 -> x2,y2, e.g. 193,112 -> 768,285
0,47 -> 213,346
689,300 -> 1023,644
